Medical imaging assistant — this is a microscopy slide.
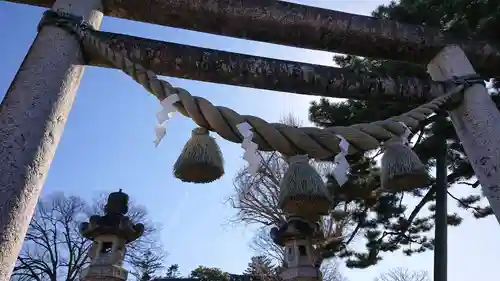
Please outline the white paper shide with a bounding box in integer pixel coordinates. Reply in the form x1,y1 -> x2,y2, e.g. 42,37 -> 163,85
237,122 -> 261,175
154,94 -> 180,147
332,135 -> 350,186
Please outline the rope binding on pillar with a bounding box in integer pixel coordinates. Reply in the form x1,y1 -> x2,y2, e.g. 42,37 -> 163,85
437,73 -> 486,110
38,10 -> 94,63
36,10 -> 487,193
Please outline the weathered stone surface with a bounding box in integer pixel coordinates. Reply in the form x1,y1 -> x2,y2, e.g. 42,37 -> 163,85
0,0 -> 103,279
6,0 -> 500,78
428,45 -> 500,225
81,264 -> 128,281
89,31 -> 442,103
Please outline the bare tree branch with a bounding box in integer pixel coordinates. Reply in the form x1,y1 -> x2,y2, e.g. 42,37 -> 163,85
374,268 -> 429,281
321,261 -> 348,281
250,228 -> 286,264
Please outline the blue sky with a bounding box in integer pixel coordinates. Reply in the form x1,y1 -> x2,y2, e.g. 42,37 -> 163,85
1,1 -> 499,281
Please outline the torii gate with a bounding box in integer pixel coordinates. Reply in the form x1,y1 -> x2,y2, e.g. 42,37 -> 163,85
1,0 -> 500,280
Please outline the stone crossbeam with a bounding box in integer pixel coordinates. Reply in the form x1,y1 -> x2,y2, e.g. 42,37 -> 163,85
90,31 -> 441,102
6,0 -> 500,79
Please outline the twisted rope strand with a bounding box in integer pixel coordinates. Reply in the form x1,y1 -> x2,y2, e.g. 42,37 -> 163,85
76,27 -> 460,159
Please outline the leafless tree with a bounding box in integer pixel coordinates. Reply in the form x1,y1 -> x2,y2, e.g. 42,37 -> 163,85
321,261 -> 348,281
11,192 -> 165,281
374,268 -> 429,281
230,114 -> 355,280
250,228 -> 285,264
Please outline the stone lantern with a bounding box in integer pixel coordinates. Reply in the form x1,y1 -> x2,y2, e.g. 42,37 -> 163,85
270,217 -> 323,281
273,154 -> 335,281
79,189 -> 144,281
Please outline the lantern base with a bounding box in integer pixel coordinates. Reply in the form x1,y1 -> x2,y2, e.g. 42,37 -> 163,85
280,266 -> 321,281
80,264 -> 127,281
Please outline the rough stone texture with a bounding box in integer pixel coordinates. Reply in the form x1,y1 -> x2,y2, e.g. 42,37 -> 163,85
0,0 -> 103,279
6,0 -> 500,78
89,31 -> 441,103
428,45 -> 500,225
81,264 -> 127,281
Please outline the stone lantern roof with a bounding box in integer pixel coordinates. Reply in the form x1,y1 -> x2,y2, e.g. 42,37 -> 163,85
79,189 -> 144,243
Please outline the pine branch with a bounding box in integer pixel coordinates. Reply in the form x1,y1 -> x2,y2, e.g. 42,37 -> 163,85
447,191 -> 492,218
457,180 -> 480,188
371,186 -> 436,257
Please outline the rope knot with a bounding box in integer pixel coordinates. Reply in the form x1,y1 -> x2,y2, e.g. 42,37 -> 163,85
382,136 -> 407,147
287,155 -> 309,164
192,127 -> 209,136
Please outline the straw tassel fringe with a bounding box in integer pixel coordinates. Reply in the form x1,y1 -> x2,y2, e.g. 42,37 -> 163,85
278,155 -> 330,219
173,127 -> 224,183
380,136 -> 428,191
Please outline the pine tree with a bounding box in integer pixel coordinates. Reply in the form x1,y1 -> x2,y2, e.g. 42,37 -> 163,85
130,249 -> 164,281
308,0 -> 499,268
165,264 -> 181,278
244,256 -> 278,281
190,266 -> 230,281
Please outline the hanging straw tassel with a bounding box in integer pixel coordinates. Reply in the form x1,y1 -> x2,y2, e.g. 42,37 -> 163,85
380,136 -> 428,191
279,155 -> 330,220
173,127 -> 224,184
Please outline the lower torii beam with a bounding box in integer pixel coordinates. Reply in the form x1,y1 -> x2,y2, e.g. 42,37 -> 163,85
0,0 -> 103,279
428,45 -> 500,225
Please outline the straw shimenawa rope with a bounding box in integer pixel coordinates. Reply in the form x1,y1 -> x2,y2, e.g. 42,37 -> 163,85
73,26 -> 462,159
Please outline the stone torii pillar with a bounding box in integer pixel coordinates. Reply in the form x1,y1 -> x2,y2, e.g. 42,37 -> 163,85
428,45 -> 500,224
0,0 -> 103,279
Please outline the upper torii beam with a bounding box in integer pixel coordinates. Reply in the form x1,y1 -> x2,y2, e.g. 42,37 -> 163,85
6,0 -> 500,78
